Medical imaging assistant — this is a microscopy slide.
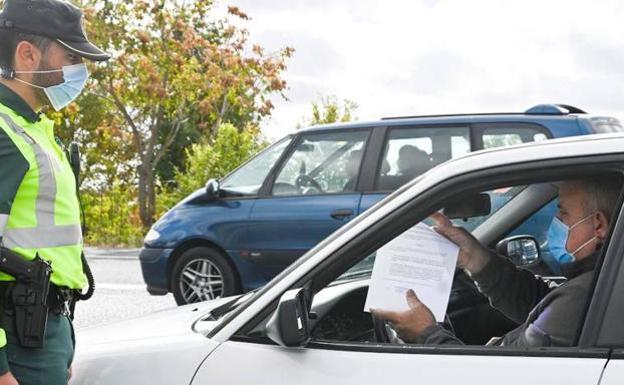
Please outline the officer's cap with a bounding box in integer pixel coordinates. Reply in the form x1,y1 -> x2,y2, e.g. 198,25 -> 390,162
0,0 -> 110,61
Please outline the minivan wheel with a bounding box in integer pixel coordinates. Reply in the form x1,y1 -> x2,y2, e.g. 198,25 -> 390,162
171,246 -> 239,305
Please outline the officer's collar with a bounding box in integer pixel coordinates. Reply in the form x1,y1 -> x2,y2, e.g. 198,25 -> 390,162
0,82 -> 41,123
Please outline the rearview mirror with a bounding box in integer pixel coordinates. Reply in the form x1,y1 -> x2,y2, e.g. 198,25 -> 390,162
443,193 -> 491,219
204,179 -> 220,202
496,235 -> 541,266
265,287 -> 311,347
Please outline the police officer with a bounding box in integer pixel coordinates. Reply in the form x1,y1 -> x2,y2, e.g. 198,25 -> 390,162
0,0 -> 110,384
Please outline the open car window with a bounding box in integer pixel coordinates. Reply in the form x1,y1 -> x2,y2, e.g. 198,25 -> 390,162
300,176 -> 622,348
336,185 -> 527,282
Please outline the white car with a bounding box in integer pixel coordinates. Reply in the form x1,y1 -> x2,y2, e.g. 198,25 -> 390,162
72,134 -> 624,385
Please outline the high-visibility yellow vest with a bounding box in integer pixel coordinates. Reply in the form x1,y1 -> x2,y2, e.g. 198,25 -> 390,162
0,102 -> 85,287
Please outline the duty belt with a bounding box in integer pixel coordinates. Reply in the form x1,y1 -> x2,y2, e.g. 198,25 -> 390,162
0,282 -> 75,315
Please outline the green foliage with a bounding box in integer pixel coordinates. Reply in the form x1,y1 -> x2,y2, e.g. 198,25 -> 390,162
300,95 -> 358,128
81,182 -> 144,247
157,122 -> 267,215
65,0 -> 293,230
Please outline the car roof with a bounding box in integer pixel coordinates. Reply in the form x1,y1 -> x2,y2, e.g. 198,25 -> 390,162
297,113 -> 580,134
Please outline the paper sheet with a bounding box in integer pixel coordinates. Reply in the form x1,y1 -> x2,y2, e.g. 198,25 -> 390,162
364,222 -> 459,322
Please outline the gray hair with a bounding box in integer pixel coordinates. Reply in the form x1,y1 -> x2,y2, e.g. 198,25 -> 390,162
576,176 -> 622,221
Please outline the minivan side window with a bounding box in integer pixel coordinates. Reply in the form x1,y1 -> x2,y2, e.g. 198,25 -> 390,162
478,124 -> 549,149
220,137 -> 292,196
272,130 -> 369,196
376,126 -> 470,191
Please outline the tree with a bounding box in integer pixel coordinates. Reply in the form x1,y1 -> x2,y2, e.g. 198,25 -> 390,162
77,0 -> 293,227
158,122 -> 267,213
300,95 -> 358,127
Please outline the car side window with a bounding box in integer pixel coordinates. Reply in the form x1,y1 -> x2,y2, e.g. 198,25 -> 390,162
477,123 -> 549,149
272,130 -> 369,196
376,126 -> 470,191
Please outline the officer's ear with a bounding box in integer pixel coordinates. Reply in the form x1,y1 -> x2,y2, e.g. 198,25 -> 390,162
594,211 -> 610,240
13,40 -> 42,72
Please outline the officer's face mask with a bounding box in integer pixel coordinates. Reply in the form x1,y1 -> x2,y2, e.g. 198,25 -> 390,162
546,213 -> 597,273
12,63 -> 89,111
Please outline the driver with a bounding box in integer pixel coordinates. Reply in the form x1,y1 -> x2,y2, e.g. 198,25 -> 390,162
373,176 -> 621,347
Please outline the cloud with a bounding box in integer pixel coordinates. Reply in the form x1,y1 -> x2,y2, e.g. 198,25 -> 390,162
219,0 -> 624,139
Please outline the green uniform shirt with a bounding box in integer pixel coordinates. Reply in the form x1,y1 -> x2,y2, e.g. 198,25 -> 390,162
0,84 -> 85,368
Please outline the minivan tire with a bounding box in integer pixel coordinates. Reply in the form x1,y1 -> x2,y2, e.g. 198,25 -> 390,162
171,246 -> 239,305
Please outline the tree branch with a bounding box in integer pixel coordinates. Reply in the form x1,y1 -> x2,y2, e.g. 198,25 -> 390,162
210,94 -> 230,135
106,77 -> 145,161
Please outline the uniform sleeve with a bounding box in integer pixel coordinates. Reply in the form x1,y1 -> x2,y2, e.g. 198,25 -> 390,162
0,127 -> 28,239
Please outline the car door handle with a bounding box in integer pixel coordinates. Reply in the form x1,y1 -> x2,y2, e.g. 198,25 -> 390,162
330,209 -> 354,220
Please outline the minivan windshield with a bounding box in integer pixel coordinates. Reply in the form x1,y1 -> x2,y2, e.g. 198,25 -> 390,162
220,137 -> 292,196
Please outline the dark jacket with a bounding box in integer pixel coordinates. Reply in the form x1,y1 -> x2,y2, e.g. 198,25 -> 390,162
415,252 -> 598,347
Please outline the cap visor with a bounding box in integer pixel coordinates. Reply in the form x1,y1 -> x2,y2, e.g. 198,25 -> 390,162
56,39 -> 111,62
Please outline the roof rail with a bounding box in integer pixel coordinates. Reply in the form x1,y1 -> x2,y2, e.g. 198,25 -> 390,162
525,104 -> 586,115
381,112 -> 523,120
381,104 -> 587,120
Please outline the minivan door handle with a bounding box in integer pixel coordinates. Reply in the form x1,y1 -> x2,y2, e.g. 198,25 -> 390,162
330,209 -> 353,220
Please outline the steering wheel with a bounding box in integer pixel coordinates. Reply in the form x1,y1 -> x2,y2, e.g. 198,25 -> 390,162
372,313 -> 456,343
295,174 -> 323,192
372,314 -> 402,343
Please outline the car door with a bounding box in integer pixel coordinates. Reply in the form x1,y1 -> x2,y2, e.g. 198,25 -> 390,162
195,152 -> 623,385
588,204 -> 624,384
245,129 -> 370,275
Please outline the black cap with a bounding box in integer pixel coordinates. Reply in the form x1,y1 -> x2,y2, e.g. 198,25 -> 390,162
0,0 -> 110,61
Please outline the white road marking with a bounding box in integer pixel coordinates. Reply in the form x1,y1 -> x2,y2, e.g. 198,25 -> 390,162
97,283 -> 146,291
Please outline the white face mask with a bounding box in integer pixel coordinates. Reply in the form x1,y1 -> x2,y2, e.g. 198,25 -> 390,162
11,63 -> 89,111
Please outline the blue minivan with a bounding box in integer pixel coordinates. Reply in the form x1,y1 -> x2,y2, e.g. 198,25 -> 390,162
140,104 -> 623,304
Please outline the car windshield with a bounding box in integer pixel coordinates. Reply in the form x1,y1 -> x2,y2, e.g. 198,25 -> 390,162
220,137 -> 292,196
334,186 -> 526,282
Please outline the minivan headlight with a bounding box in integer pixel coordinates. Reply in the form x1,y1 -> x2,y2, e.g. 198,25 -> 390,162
145,228 -> 161,243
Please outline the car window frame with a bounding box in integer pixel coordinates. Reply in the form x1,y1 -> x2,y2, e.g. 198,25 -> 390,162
372,124 -> 472,193
260,127 -> 373,198
368,122 -> 554,194
217,135 -> 296,200
227,156 -> 624,359
582,186 -> 624,347
472,122 -> 553,150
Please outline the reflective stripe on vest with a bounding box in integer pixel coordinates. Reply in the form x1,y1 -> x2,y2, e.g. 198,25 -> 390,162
0,112 -> 82,249
0,214 -> 7,237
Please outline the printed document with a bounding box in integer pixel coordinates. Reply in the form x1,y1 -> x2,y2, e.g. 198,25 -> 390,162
364,222 -> 459,322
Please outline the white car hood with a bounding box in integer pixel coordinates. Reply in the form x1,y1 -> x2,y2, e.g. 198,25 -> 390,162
71,297 -> 237,385
76,297 -> 233,345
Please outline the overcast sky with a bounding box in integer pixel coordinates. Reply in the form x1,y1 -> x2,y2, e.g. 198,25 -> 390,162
217,0 -> 624,140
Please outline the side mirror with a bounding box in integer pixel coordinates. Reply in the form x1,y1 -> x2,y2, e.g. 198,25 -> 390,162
204,179 -> 220,201
443,193 -> 491,220
496,235 -> 541,266
265,287 -> 311,347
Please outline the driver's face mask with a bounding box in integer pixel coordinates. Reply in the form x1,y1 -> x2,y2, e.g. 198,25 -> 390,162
9,63 -> 89,111
546,213 -> 597,273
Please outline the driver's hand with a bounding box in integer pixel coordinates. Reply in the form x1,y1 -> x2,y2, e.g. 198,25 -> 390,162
429,212 -> 491,274
372,290 -> 435,343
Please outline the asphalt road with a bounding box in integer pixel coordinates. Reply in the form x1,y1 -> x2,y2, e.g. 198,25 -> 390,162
72,248 -> 177,329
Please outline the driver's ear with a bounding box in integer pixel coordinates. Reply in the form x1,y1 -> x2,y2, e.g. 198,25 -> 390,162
594,211 -> 610,240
